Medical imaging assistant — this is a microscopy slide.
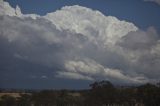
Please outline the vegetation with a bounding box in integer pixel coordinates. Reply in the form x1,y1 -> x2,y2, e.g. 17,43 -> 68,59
0,81 -> 160,106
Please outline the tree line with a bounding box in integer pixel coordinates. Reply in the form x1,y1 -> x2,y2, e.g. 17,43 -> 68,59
0,81 -> 160,106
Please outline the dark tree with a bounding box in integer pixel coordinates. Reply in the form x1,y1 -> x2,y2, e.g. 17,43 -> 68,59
31,90 -> 57,106
17,94 -> 32,106
87,80 -> 116,106
0,95 -> 17,106
137,83 -> 160,106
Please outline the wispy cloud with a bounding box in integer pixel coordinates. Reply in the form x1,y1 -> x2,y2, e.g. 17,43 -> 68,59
144,0 -> 160,5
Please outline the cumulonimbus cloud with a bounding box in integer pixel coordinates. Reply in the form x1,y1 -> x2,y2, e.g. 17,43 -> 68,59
0,0 -> 160,85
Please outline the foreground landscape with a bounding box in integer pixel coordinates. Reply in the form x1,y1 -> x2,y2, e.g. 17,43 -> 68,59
0,81 -> 160,106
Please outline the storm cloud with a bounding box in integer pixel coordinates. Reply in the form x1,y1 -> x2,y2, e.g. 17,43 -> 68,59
0,0 -> 160,86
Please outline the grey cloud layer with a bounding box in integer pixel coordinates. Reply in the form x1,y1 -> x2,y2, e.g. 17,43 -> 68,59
0,0 -> 160,84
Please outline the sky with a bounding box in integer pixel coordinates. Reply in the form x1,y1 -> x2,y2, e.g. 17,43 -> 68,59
5,0 -> 160,30
0,0 -> 160,89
